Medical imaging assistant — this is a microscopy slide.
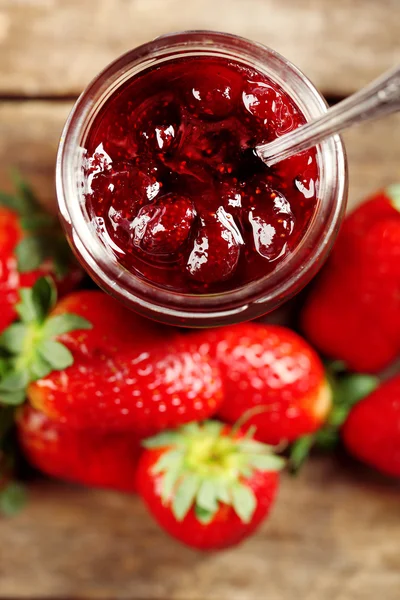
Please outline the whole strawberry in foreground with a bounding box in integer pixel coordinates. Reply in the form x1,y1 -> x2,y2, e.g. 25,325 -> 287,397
17,405 -> 141,492
0,177 -> 82,334
301,186 -> 400,373
342,374 -> 400,478
192,324 -> 331,444
136,421 -> 283,550
26,290 -> 223,434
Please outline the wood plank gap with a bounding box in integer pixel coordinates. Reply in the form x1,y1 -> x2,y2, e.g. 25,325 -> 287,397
0,94 -> 78,102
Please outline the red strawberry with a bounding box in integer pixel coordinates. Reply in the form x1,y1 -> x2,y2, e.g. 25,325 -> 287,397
136,421 -> 283,550
47,289 -> 165,358
193,323 -> 331,444
0,178 -> 82,334
23,289 -> 222,434
301,186 -> 400,373
17,405 -> 141,492
342,374 -> 400,478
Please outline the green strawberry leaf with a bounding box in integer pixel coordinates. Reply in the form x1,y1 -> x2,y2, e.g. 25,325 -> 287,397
143,431 -> 181,449
314,428 -> 339,450
37,340 -> 74,371
15,236 -> 49,273
20,213 -> 53,231
248,454 -> 285,472
10,169 -> 38,208
289,434 -> 315,474
196,479 -> 219,513
30,354 -> 53,380
387,184 -> 400,212
42,314 -> 92,338
16,289 -> 39,324
151,449 -> 183,475
289,373 -> 379,473
0,191 -> 26,214
1,173 -> 74,278
195,505 -> 214,525
15,277 -> 56,325
31,277 -> 57,322
327,360 -> 348,374
330,374 -> 379,425
160,461 -> 182,503
215,479 -> 231,505
0,323 -> 28,354
0,390 -> 26,406
145,420 -> 284,527
172,473 -> 200,521
0,276 -> 92,406
0,370 -> 29,392
231,482 -> 257,524
0,482 -> 27,517
199,421 -> 224,437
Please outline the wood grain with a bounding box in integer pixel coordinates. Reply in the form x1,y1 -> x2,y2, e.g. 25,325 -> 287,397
0,0 -> 398,97
0,457 -> 399,599
0,101 -> 399,212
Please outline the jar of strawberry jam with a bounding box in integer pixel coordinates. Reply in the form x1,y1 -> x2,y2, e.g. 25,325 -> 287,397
57,31 -> 347,327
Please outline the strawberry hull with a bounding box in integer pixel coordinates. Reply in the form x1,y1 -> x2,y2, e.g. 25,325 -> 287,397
137,447 -> 280,550
135,422 -> 283,551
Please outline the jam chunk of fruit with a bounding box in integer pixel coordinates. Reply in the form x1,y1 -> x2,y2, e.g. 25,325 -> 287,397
131,194 -> 196,255
248,190 -> 295,262
84,56 -> 319,294
186,208 -> 243,283
183,64 -> 243,119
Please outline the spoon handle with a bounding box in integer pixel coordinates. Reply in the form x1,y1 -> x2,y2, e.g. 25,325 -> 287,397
256,64 -> 400,167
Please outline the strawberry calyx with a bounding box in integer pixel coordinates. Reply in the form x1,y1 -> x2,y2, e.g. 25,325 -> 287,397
289,372 -> 379,472
0,277 -> 92,406
0,173 -> 72,276
386,184 -> 400,212
143,420 -> 284,525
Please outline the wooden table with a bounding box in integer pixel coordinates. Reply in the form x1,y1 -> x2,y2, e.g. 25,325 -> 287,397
0,1 -> 399,598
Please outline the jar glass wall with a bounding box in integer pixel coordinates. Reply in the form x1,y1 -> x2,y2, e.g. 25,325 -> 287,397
56,30 -> 347,327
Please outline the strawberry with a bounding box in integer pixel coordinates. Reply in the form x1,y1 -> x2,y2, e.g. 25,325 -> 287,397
17,405 -> 141,492
136,421 -> 283,550
10,286 -> 223,434
289,372 -> 378,472
342,374 -> 400,478
0,277 -> 92,407
0,176 -> 82,334
192,324 -> 331,444
46,288 -> 165,358
301,186 -> 400,373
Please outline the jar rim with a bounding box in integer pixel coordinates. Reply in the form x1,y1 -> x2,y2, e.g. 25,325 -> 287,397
56,30 -> 347,325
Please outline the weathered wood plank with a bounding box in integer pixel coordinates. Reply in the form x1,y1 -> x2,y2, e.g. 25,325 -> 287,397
0,457 -> 399,599
0,0 -> 398,97
0,101 -> 399,212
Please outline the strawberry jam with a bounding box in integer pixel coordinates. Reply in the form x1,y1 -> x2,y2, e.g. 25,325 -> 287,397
84,57 -> 319,293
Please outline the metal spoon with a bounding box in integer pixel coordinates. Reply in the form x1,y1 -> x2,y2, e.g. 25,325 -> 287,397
256,64 -> 400,167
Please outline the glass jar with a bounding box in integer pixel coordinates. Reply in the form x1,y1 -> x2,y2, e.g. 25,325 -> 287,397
56,30 -> 347,327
